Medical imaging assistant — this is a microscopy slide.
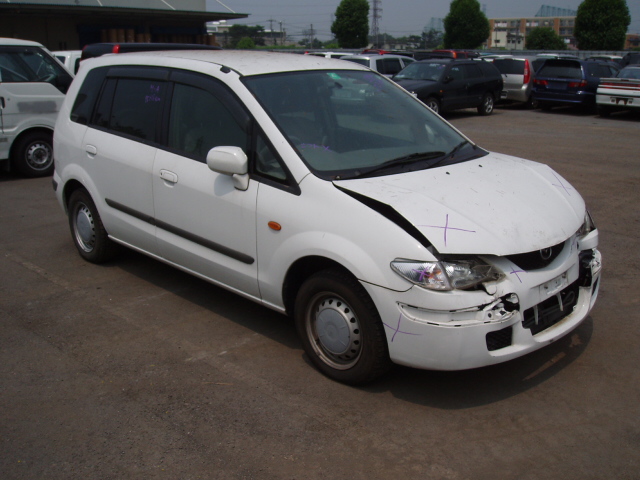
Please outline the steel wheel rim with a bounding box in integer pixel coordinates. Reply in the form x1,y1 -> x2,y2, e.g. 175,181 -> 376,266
427,100 -> 439,113
25,141 -> 53,171
73,202 -> 96,253
305,293 -> 362,370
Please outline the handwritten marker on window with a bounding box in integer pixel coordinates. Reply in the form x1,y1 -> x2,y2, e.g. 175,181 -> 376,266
268,221 -> 282,231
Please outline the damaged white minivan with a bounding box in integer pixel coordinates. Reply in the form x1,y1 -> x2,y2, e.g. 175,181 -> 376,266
53,51 -> 601,384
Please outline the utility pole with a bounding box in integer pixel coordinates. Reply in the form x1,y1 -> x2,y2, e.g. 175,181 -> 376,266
268,18 -> 275,45
371,0 -> 382,48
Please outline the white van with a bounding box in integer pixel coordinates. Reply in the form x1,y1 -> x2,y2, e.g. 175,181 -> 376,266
53,51 -> 601,384
0,38 -> 73,177
53,50 -> 82,74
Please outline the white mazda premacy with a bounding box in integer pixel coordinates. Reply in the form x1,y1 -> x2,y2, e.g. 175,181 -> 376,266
53,51 -> 601,384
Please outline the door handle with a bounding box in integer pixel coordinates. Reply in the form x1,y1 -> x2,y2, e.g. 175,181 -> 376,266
160,169 -> 178,184
85,144 -> 97,155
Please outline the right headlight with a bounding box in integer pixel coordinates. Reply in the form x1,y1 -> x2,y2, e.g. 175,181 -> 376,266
391,258 -> 502,291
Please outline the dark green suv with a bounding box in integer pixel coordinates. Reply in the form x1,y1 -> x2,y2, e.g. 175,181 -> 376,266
393,59 -> 503,115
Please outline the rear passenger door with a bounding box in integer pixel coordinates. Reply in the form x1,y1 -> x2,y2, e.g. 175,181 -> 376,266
152,71 -> 260,298
462,63 -> 485,107
82,67 -> 167,255
440,64 -> 467,110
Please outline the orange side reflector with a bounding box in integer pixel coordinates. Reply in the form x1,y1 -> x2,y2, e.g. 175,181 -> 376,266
268,221 -> 282,231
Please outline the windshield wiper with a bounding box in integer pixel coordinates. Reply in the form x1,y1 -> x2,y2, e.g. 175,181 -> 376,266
343,151 -> 446,179
425,140 -> 472,170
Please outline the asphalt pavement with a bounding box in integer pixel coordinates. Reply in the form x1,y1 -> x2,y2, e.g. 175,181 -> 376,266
1,105 -> 639,479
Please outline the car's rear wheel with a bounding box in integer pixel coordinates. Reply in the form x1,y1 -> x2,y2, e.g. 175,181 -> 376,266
477,93 -> 494,115
294,269 -> 391,385
11,131 -> 54,177
424,96 -> 441,115
68,189 -> 117,263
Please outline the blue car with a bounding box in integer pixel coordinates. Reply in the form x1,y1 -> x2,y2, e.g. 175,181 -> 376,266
533,59 -> 619,110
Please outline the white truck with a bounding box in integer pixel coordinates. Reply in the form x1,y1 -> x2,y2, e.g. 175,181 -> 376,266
0,38 -> 73,177
596,65 -> 640,117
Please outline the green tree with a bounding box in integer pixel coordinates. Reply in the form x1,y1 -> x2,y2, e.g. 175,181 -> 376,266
443,0 -> 490,49
422,28 -> 444,49
331,0 -> 369,48
525,27 -> 567,50
228,25 -> 265,48
574,0 -> 630,50
236,37 -> 256,49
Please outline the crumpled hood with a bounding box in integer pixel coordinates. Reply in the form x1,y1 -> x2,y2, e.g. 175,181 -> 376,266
334,153 -> 585,255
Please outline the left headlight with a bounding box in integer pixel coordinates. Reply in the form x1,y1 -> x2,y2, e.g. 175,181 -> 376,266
390,258 -> 502,291
577,210 -> 596,237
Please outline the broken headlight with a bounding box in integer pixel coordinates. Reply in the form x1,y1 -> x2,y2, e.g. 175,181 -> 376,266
391,258 -> 502,291
577,210 -> 596,237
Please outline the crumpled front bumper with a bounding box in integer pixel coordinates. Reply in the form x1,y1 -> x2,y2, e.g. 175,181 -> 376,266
362,232 -> 602,371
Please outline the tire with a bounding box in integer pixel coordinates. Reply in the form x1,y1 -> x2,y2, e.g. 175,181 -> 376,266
424,96 -> 441,115
67,189 -> 117,264
294,269 -> 391,385
477,93 -> 495,115
539,101 -> 553,111
11,131 -> 54,177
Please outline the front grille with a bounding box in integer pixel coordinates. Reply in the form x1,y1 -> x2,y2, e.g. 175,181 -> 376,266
486,326 -> 513,351
523,279 -> 580,335
506,240 -> 565,271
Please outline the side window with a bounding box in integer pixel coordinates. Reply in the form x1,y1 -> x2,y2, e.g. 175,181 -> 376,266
255,131 -> 287,181
0,50 -> 33,82
92,78 -> 166,142
380,59 -> 403,75
463,64 -> 483,79
71,66 -> 109,125
0,47 -> 71,93
167,82 -> 248,160
449,65 -> 464,81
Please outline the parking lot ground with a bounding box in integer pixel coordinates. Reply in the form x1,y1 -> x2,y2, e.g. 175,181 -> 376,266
1,107 -> 639,479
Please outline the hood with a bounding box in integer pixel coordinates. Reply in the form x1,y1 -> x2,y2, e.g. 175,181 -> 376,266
334,153 -> 585,256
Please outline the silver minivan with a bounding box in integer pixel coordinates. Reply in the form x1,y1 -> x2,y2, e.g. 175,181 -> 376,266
492,56 -> 548,107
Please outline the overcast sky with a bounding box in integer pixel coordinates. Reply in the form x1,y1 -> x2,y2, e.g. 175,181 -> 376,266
206,0 -> 640,42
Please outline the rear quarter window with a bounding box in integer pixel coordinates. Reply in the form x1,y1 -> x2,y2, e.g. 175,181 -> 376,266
538,61 -> 582,79
70,66 -> 109,125
493,59 -> 524,75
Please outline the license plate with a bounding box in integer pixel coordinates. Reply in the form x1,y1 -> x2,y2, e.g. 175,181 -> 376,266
549,82 -> 567,90
540,271 -> 569,297
611,97 -> 631,105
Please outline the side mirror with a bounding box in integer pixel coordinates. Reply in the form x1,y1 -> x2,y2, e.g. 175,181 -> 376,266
206,146 -> 249,191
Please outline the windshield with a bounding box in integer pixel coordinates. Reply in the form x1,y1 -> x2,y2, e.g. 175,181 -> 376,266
243,70 -> 470,179
393,62 -> 447,81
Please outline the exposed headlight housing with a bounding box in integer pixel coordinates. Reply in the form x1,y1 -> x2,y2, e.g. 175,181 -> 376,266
577,210 -> 596,237
391,258 -> 502,291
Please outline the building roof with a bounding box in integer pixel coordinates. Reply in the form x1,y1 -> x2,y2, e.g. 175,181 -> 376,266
0,1 -> 248,23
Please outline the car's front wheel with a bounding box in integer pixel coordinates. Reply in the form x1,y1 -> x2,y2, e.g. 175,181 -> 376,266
294,269 -> 391,385
67,189 -> 117,263
424,96 -> 441,115
477,93 -> 495,115
11,131 -> 54,177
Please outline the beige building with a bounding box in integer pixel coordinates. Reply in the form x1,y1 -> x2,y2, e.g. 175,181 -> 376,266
487,16 -> 575,50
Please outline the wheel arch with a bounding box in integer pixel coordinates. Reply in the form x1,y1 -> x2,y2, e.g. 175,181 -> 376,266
9,126 -> 53,159
282,255 -> 358,317
61,179 -> 89,215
